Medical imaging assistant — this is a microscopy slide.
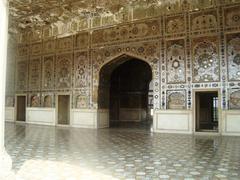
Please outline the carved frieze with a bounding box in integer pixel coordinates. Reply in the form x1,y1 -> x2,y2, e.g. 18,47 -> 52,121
29,57 -> 41,90
74,51 -> 89,88
55,53 -> 72,89
226,33 -> 240,81
192,37 -> 220,83
166,39 -> 186,84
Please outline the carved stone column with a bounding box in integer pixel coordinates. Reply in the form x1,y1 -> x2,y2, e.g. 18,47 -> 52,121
0,0 -> 14,179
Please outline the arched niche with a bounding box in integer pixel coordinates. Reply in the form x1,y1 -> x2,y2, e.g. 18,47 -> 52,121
97,54 -> 153,127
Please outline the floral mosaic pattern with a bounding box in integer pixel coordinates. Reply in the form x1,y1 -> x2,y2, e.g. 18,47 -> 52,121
192,38 -> 220,83
166,40 -> 186,84
227,35 -> 240,81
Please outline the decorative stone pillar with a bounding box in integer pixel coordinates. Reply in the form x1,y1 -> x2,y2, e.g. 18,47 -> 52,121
0,0 -> 14,179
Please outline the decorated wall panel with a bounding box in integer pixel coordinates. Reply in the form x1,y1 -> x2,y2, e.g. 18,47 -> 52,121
166,39 -> 186,84
11,3 -> 240,111
55,53 -> 72,89
92,41 -> 160,108
224,5 -> 240,30
29,57 -> 41,91
56,36 -> 73,52
29,93 -> 41,107
192,36 -> 220,83
92,19 -> 161,45
190,9 -> 218,34
17,45 -> 29,57
16,60 -> 28,91
74,93 -> 89,109
164,15 -> 186,35
167,90 -> 186,109
31,42 -> 42,56
42,93 -> 54,107
229,89 -> 240,109
74,32 -> 89,50
42,55 -> 55,90
74,51 -> 89,88
43,39 -> 55,54
226,33 -> 240,81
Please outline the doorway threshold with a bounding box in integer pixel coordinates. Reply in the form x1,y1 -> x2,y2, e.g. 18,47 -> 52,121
194,131 -> 220,136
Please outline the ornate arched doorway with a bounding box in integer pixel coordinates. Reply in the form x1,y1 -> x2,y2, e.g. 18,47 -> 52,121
98,54 -> 153,129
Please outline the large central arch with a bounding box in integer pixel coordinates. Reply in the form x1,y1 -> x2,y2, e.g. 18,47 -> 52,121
98,54 -> 153,129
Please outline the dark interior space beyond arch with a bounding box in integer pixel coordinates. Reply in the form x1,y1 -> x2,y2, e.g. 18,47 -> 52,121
98,56 -> 152,129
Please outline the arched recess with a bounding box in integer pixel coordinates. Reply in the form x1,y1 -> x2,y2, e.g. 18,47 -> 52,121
97,54 -> 154,128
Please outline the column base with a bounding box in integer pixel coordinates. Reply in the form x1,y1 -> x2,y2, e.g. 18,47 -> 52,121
0,149 -> 15,179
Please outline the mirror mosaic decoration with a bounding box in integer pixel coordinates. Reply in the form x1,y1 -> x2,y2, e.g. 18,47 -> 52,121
5,1 -> 240,110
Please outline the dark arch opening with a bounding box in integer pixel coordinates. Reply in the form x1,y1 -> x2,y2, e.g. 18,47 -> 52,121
98,55 -> 153,129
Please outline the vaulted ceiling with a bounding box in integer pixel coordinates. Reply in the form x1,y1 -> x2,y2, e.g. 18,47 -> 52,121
8,0 -> 239,35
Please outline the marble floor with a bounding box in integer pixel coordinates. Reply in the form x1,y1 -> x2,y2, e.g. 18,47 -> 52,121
4,122 -> 240,180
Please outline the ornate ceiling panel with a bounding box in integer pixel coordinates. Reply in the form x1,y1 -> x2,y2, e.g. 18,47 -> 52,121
8,0 -> 240,35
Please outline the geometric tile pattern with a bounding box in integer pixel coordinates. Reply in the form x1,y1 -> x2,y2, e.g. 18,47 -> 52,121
5,123 -> 240,179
